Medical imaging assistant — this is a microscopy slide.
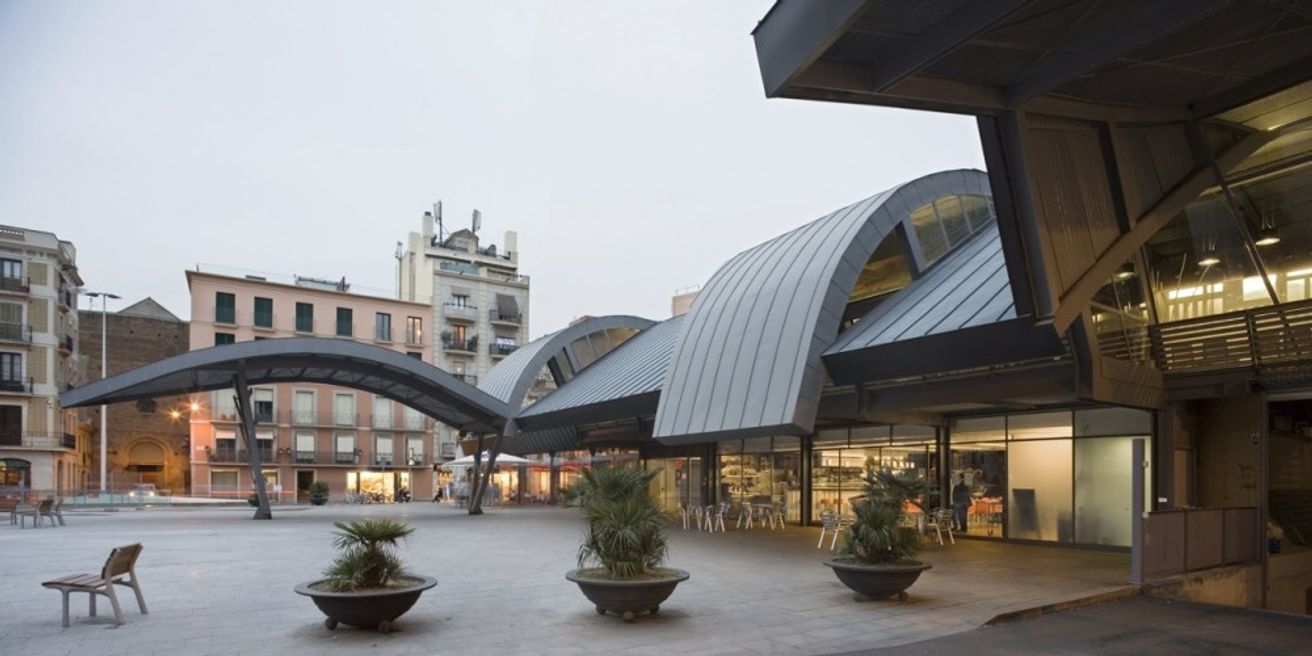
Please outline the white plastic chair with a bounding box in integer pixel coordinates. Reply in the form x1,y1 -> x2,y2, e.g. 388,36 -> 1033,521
817,511 -> 842,550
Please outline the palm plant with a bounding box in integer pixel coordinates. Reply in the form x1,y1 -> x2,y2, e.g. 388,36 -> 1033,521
323,519 -> 415,592
840,464 -> 922,566
567,466 -> 669,579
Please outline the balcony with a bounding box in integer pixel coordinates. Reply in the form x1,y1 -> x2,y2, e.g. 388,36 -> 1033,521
333,412 -> 358,427
489,343 -> 518,358
206,446 -> 274,463
452,373 -> 477,385
0,276 -> 29,295
489,309 -> 522,326
59,335 -> 74,353
0,433 -> 77,450
294,450 -> 317,464
58,288 -> 75,310
0,377 -> 33,394
372,414 -> 394,429
438,442 -> 456,458
405,332 -> 424,347
0,323 -> 31,343
290,410 -> 316,426
402,414 -> 429,430
373,454 -> 395,467
334,451 -> 360,465
442,337 -> 477,354
254,408 -> 275,424
443,303 -> 479,323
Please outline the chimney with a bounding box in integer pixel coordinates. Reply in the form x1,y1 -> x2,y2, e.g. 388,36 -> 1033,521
504,230 -> 518,261
422,211 -> 434,240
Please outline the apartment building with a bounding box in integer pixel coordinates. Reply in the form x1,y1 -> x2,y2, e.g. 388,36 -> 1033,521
187,269 -> 435,502
399,208 -> 531,457
0,225 -> 84,495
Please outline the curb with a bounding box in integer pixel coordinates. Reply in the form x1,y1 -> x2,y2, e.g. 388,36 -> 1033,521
984,586 -> 1142,625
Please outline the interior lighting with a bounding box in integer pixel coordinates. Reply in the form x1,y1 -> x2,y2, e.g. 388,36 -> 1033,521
190,402 -> 200,412
1113,262 -> 1136,281
1255,228 -> 1281,247
169,410 -> 181,420
1198,251 -> 1221,267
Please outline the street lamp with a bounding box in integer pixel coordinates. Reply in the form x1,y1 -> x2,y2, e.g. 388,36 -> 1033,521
85,291 -> 121,493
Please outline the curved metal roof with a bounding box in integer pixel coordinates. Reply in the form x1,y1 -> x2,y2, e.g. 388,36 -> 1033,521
516,315 -> 684,428
478,314 -> 655,408
654,169 -> 989,443
60,337 -> 513,432
827,222 -> 1014,352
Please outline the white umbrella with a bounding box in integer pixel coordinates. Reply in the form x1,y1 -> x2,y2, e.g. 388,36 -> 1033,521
442,451 -> 534,468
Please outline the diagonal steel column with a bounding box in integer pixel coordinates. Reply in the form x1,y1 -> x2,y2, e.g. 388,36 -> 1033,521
234,367 -> 272,520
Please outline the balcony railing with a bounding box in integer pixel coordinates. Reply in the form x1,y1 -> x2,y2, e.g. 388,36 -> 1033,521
405,331 -> 423,347
439,442 -> 456,458
0,323 -> 31,342
0,377 -> 33,394
253,311 -> 275,330
0,276 -> 29,294
452,374 -> 477,385
295,316 -> 315,333
254,409 -> 275,424
372,414 -> 393,429
1150,298 -> 1312,378
0,433 -> 77,449
402,415 -> 428,430
442,337 -> 477,353
215,307 -> 236,324
294,450 -> 317,464
489,309 -> 522,324
443,303 -> 479,322
60,335 -> 74,352
333,412 -> 358,426
334,451 -> 360,465
489,343 -> 518,357
373,454 -> 395,467
207,447 -> 274,463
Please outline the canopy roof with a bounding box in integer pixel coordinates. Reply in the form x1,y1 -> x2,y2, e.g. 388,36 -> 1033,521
60,337 -> 513,432
753,0 -> 1312,121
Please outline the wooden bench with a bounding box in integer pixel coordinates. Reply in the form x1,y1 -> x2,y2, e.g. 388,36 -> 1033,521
42,543 -> 148,627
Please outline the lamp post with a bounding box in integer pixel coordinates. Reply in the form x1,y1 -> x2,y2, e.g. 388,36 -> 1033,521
85,291 -> 120,493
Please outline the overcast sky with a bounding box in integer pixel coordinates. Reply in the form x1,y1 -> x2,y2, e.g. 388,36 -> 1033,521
0,1 -> 983,338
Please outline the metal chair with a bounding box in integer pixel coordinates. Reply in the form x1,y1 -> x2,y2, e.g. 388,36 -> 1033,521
931,508 -> 956,545
817,511 -> 843,550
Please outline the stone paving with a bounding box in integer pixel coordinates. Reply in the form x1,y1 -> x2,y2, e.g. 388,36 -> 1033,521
1,504 -> 1129,656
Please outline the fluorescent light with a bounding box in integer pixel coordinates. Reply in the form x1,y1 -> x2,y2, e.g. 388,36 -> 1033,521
1255,229 -> 1280,246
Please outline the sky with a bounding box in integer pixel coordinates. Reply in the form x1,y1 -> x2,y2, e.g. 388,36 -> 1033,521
0,0 -> 984,338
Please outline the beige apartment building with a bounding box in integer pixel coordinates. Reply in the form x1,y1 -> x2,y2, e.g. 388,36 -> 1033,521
187,269 -> 436,502
399,208 -> 531,457
0,225 -> 85,496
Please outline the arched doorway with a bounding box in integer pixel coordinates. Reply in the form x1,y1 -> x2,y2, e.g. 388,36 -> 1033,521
126,440 -> 166,488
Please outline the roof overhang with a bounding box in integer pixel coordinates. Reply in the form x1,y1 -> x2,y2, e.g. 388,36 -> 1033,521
754,0 -> 1312,122
60,337 -> 512,432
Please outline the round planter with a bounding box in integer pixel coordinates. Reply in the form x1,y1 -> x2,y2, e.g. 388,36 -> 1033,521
566,568 -> 689,622
823,559 -> 931,601
294,575 -> 437,633
309,497 -> 327,506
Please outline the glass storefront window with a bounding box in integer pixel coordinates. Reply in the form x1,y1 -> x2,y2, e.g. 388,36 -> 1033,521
950,442 -> 1005,537
1007,411 -> 1073,440
1074,407 -> 1153,436
1074,437 -> 1137,546
951,416 -> 1005,442
1007,439 -> 1073,542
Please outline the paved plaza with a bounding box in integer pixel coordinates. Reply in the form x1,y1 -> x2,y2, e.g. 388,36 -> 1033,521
2,504 -> 1130,656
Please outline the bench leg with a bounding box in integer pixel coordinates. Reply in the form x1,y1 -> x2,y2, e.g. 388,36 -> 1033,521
61,590 -> 70,628
127,579 -> 148,614
104,586 -> 125,626
90,592 -> 96,617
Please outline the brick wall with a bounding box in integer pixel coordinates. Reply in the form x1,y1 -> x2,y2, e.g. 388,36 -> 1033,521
77,309 -> 192,493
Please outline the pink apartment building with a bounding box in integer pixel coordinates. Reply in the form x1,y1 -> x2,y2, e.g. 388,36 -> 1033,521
186,269 -> 436,502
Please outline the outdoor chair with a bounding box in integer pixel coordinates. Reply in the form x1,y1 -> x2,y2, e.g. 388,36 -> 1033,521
817,511 -> 843,551
44,498 -> 64,527
19,498 -> 54,529
679,504 -> 693,531
931,508 -> 955,545
2,498 -> 19,525
42,543 -> 148,627
703,503 -> 727,533
770,502 -> 786,530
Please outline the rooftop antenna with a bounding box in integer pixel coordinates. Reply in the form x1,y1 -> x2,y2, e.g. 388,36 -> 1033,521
434,200 -> 445,245
395,241 -> 403,300
471,209 -> 482,235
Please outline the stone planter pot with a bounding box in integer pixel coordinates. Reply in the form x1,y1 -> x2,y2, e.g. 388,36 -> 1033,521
295,575 -> 437,633
566,568 -> 689,622
824,559 -> 930,601
309,497 -> 327,506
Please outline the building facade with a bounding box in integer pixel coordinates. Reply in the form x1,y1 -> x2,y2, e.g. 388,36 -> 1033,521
0,225 -> 84,497
399,209 -> 530,458
187,269 -> 436,502
76,298 -> 190,493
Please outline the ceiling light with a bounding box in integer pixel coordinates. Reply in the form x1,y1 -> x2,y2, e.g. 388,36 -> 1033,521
1255,228 -> 1280,247
1198,251 -> 1221,267
1113,263 -> 1136,281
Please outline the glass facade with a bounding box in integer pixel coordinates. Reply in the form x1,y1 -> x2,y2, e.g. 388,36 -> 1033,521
949,408 -> 1152,547
714,437 -> 802,522
812,426 -> 937,521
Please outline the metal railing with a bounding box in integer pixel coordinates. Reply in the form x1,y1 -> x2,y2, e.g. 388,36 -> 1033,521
0,433 -> 76,449
0,377 -> 33,394
442,337 -> 477,352
1149,298 -> 1312,378
489,309 -> 522,324
489,343 -> 518,357
402,414 -> 428,430
372,414 -> 394,429
60,335 -> 74,352
0,276 -> 30,293
295,316 -> 315,333
214,307 -> 236,324
452,373 -> 477,385
0,322 -> 31,342
253,311 -> 275,329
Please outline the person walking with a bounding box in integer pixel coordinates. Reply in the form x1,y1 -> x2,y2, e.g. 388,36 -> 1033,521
951,474 -> 972,532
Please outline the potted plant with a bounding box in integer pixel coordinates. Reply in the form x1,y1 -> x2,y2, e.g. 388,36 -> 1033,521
824,465 -> 931,601
294,519 -> 437,632
308,481 -> 329,506
564,466 -> 688,622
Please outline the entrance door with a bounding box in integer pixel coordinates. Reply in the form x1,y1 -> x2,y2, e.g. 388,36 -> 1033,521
296,470 -> 315,503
